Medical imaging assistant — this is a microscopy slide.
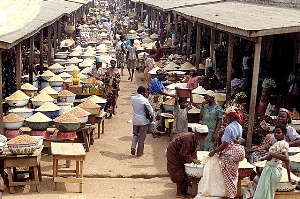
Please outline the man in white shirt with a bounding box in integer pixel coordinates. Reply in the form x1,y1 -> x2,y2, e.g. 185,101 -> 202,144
131,86 -> 154,156
88,58 -> 103,80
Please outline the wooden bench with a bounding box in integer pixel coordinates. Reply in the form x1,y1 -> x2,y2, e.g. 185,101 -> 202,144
95,111 -> 107,138
52,143 -> 86,193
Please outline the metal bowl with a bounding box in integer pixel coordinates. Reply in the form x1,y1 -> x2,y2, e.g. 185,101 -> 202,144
184,163 -> 204,178
53,59 -> 67,65
290,161 -> 300,172
58,95 -> 76,103
276,182 -> 297,192
26,121 -> 51,131
49,81 -> 64,87
7,143 -> 38,155
9,108 -> 33,119
49,68 -> 64,74
55,122 -> 81,132
81,107 -> 100,115
55,53 -> 68,59
6,98 -> 29,107
41,76 -> 53,81
0,135 -> 7,143
3,121 -> 24,130
37,110 -> 60,119
31,100 -> 55,108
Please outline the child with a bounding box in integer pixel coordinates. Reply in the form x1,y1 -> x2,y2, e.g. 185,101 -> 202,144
172,90 -> 192,137
253,124 -> 296,199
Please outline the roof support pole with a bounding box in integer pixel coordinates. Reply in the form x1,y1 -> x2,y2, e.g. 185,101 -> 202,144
141,4 -> 144,22
210,28 -> 216,71
180,18 -> 184,55
0,50 -> 3,135
246,37 -> 262,149
58,19 -> 62,50
195,23 -> 202,69
153,9 -> 157,31
187,21 -> 192,58
226,34 -> 234,101
16,43 -> 22,90
174,13 -> 178,43
167,12 -> 171,37
47,25 -> 52,67
150,8 -> 153,31
29,36 -> 34,84
39,29 -> 44,76
53,22 -> 58,54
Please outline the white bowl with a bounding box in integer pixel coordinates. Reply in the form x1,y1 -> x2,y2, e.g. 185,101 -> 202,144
81,55 -> 95,59
53,59 -> 67,65
41,76 -> 53,81
49,68 -> 64,74
79,116 -> 88,123
58,95 -> 76,103
49,81 -> 64,87
184,163 -> 204,178
32,100 -> 54,108
55,53 -> 68,59
9,108 -> 33,119
30,136 -> 44,147
6,99 -> 29,107
276,182 -> 297,192
290,161 -> 300,172
3,121 -> 24,130
65,62 -> 78,66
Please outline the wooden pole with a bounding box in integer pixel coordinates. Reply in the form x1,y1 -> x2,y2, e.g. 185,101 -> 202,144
187,21 -> 192,58
180,18 -> 184,55
226,34 -> 234,101
153,9 -> 157,30
167,12 -> 171,36
174,13 -> 178,42
53,22 -> 58,54
0,50 -> 3,135
210,29 -> 216,71
39,29 -> 44,75
16,43 -> 22,90
141,4 -> 143,22
246,37 -> 262,149
195,24 -> 202,68
29,36 -> 34,84
58,19 -> 62,50
47,25 -> 52,67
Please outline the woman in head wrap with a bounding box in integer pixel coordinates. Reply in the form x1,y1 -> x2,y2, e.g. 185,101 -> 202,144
183,67 -> 199,90
149,69 -> 175,135
167,130 -> 208,198
199,90 -> 223,151
209,106 -> 245,199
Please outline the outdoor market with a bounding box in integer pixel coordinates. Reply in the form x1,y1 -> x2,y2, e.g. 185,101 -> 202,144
0,0 -> 300,198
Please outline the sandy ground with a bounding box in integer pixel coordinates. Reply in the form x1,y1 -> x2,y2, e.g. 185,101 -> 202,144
2,70 -> 178,198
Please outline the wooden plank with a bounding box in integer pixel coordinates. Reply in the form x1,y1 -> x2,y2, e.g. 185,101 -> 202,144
187,21 -> 192,58
5,157 -> 38,167
29,36 -> 34,84
226,34 -> 234,101
57,169 -> 76,173
195,23 -> 202,68
16,43 -> 22,90
210,28 -> 216,71
47,25 -> 52,67
52,143 -> 86,156
54,177 -> 82,183
246,37 -> 262,149
8,181 -> 39,186
39,29 -> 44,75
174,13 -> 178,43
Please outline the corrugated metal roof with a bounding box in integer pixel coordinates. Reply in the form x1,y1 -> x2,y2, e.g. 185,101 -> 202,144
173,1 -> 300,37
0,0 -> 87,49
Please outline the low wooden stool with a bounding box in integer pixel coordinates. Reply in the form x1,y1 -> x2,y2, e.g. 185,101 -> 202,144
95,111 -> 107,138
51,143 -> 86,193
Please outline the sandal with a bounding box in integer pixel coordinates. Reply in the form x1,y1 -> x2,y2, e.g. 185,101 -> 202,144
131,148 -> 135,155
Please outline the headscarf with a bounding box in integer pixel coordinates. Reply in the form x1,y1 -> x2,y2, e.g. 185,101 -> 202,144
225,106 -> 243,125
205,90 -> 215,98
235,92 -> 247,102
279,108 -> 291,118
191,67 -> 197,73
96,58 -> 103,63
260,120 -> 270,131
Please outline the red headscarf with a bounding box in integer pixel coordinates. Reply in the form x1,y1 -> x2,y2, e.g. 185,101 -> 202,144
279,108 -> 291,118
225,106 -> 243,125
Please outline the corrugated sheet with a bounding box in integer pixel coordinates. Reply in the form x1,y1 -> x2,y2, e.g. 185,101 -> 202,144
0,0 -> 87,49
173,1 -> 300,37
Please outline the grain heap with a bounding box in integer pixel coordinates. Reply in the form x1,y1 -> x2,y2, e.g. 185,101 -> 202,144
165,62 -> 179,70
36,102 -> 60,111
58,90 -> 75,96
69,50 -> 81,56
215,93 -> 225,102
3,113 -> 24,122
238,159 -> 255,169
193,94 -> 205,104
78,100 -> 100,108
67,107 -> 90,117
290,153 -> 300,162
188,106 -> 200,114
7,135 -> 38,145
6,90 -> 30,100
280,167 -> 299,182
40,86 -> 58,95
32,92 -> 54,102
78,73 -> 87,79
41,70 -> 55,77
49,63 -> 63,69
163,98 -> 175,105
21,83 -> 38,91
83,77 -> 101,84
55,113 -> 81,123
180,62 -> 194,70
26,112 -> 52,122
68,57 -> 82,63
86,95 -> 106,104
59,72 -> 72,78
192,86 -> 207,94
65,64 -> 80,72
48,75 -> 64,82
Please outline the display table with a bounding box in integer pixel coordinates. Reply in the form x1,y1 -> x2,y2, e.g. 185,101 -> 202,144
1,146 -> 43,193
52,143 -> 86,193
95,111 -> 107,138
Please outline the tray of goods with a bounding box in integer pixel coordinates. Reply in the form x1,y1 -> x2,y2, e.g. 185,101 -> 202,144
6,135 -> 39,155
78,100 -> 100,115
5,90 -> 30,107
163,98 -> 175,112
26,112 -> 52,131
83,95 -> 107,109
3,113 -> 24,130
66,107 -> 90,124
184,162 -> 204,178
54,113 -> 81,132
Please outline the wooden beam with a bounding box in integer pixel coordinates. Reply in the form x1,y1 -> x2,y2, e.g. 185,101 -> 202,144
47,26 -> 52,67
174,13 -> 178,43
167,12 -> 171,35
53,22 -> 58,54
58,18 -> 62,48
0,50 -> 2,135
210,28 -> 216,71
39,29 -> 44,75
180,18 -> 184,55
246,37 -> 262,149
153,9 -> 157,30
226,34 -> 234,101
16,43 -> 22,90
187,21 -> 192,58
195,24 -> 202,68
141,4 -> 144,22
29,36 -> 34,84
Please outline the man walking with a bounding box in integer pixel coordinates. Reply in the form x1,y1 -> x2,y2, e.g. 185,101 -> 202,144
131,86 -> 154,156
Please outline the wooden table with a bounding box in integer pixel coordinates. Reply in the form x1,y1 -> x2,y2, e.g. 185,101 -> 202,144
0,146 -> 43,193
95,112 -> 107,138
76,125 -> 95,151
52,143 -> 86,193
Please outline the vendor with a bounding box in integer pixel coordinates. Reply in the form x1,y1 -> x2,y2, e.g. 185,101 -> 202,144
144,49 -> 156,91
269,108 -> 300,147
167,131 -> 208,198
60,38 -> 75,52
154,42 -> 163,61
183,67 -> 199,90
199,90 -> 223,151
200,67 -> 220,90
247,120 -> 272,164
88,58 -> 104,80
209,106 -> 245,199
148,69 -> 175,135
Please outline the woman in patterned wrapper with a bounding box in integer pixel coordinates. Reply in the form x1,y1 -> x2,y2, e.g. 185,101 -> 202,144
209,106 -> 246,199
